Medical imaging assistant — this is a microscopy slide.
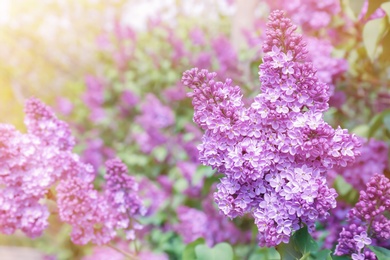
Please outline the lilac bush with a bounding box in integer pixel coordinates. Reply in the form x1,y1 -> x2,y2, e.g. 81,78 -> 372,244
1,2 -> 390,259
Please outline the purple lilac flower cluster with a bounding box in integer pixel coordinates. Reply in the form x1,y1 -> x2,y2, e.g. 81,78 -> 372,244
57,158 -> 145,245
183,10 -> 360,247
0,98 -> 77,237
305,37 -> 347,96
267,0 -> 340,31
329,137 -> 389,191
246,17 -> 348,107
335,174 -> 390,259
314,202 -> 351,249
135,94 -> 174,154
175,194 -> 250,246
0,98 -> 144,245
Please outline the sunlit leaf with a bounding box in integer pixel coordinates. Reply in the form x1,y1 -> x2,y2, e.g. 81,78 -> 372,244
195,242 -> 234,260
363,16 -> 388,61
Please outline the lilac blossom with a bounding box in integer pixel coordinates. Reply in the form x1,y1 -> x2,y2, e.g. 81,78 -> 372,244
175,194 -> 250,246
0,98 -> 144,245
335,174 -> 390,258
0,98 -> 77,237
183,10 -> 360,247
57,158 -> 144,245
266,0 -> 340,31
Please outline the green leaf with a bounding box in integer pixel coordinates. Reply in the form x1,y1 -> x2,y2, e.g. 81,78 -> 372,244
368,245 -> 390,260
309,249 -> 332,260
182,238 -> 205,260
248,247 -> 280,260
349,0 -> 366,18
151,146 -> 168,162
365,0 -> 390,19
351,124 -> 369,138
294,226 -> 319,254
334,175 -> 353,196
276,226 -> 319,260
276,240 -> 303,260
383,113 -> 390,131
368,109 -> 390,137
363,16 -> 388,61
195,243 -> 234,260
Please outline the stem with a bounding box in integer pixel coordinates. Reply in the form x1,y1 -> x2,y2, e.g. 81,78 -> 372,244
107,244 -> 138,260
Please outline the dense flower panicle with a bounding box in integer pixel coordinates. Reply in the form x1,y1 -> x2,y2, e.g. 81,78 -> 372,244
105,158 -> 145,233
56,176 -> 114,245
247,20 -> 347,105
0,98 -> 77,237
182,68 -> 245,131
329,138 -> 389,190
335,174 -> 390,257
183,10 -> 360,247
57,158 -> 144,245
25,97 -> 75,151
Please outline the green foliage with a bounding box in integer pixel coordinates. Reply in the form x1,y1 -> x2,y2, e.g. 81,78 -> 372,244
195,243 -> 234,260
182,238 -> 205,260
183,240 -> 234,260
247,247 -> 280,260
363,16 -> 388,61
276,226 -> 332,260
368,245 -> 390,259
368,109 -> 390,138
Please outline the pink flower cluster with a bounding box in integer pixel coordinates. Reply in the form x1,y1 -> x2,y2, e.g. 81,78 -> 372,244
183,10 -> 360,247
0,98 -> 143,245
